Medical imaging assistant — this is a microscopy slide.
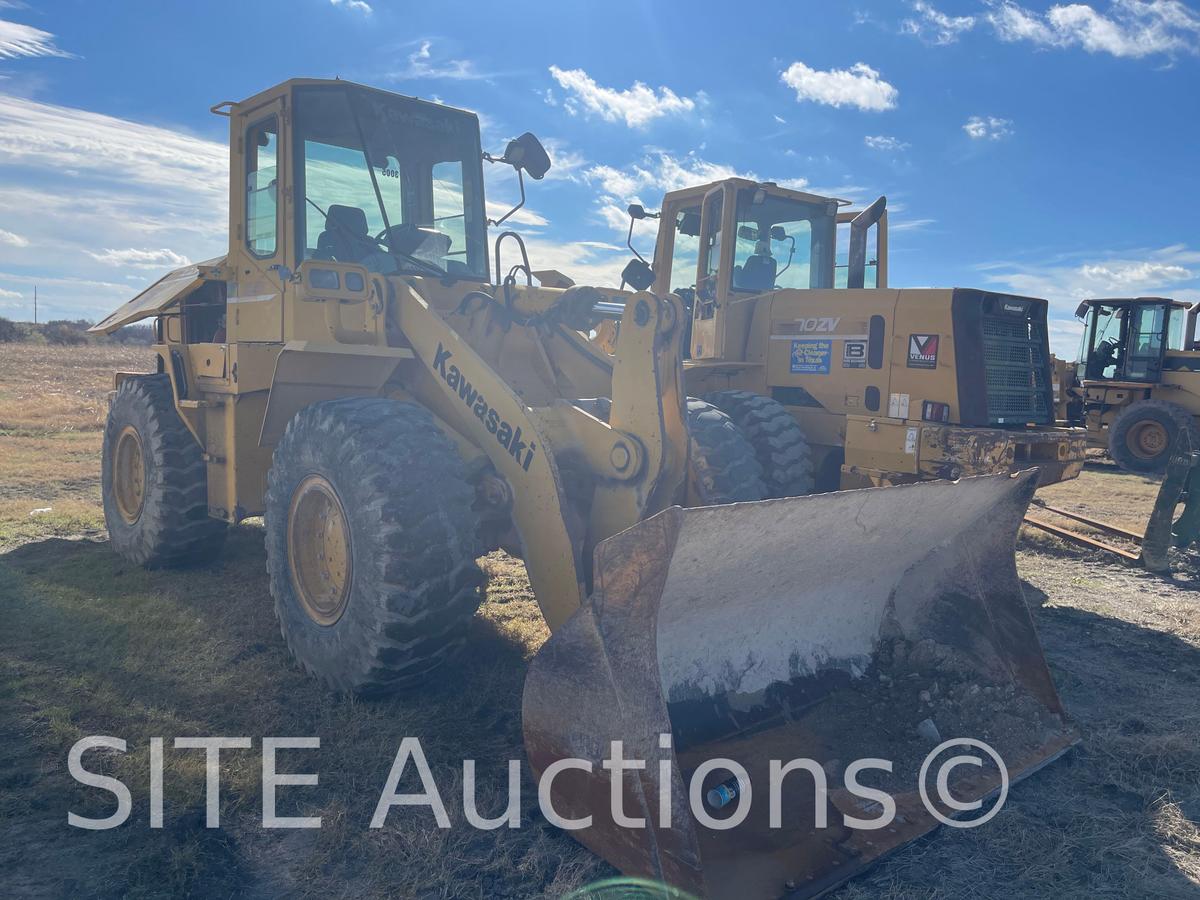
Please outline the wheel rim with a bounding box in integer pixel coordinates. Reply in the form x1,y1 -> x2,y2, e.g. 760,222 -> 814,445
1127,420 -> 1169,459
287,474 -> 352,626
112,425 -> 146,524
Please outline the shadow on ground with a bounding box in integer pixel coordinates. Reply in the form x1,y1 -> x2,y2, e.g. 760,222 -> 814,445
0,529 -> 605,899
1,533 -> 1198,898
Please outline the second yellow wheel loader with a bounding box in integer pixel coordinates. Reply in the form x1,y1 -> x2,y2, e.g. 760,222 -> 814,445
91,79 -> 1076,898
603,181 -> 1087,492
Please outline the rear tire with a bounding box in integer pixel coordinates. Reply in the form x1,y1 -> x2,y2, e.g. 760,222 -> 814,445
704,390 -> 814,497
1108,400 -> 1200,474
264,398 -> 485,695
686,398 -> 766,504
101,374 -> 226,567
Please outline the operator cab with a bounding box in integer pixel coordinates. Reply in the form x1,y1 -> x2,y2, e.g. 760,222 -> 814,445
290,83 -> 490,280
1075,298 -> 1192,383
630,179 -> 888,360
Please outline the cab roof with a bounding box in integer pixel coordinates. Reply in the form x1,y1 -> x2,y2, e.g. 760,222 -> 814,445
660,176 -> 851,210
211,77 -> 479,125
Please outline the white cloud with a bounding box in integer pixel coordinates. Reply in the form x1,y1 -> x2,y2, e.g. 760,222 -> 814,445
981,244 -> 1200,355
538,137 -> 588,183
0,17 -> 71,59
779,61 -> 898,112
583,151 -> 812,239
773,114 -> 787,124
982,247 -> 1196,303
963,115 -> 1013,139
87,248 -> 192,269
0,286 -> 21,298
548,66 -> 698,128
395,40 -> 485,80
0,227 -> 28,246
864,134 -> 910,151
329,0 -> 371,14
902,1 -> 977,43
0,94 -> 226,319
0,94 -> 227,203
986,0 -> 1200,58
891,217 -> 937,231
587,152 -> 807,200
484,201 -> 548,228
518,236 -> 628,288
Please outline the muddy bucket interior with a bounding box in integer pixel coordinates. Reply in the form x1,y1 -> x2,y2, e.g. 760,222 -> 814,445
523,472 -> 1078,899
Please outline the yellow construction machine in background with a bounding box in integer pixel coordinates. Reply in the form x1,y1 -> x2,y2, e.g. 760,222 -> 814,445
1058,296 -> 1200,473
601,180 -> 1087,493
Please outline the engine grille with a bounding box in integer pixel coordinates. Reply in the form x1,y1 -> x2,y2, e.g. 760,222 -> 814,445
981,315 -> 1050,424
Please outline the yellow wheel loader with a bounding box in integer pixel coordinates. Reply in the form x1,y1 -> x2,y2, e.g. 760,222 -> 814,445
1063,296 -> 1200,473
604,181 -> 1086,492
91,79 -> 1076,898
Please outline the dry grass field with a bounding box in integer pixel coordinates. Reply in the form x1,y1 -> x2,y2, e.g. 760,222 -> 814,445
1,342 -> 1198,899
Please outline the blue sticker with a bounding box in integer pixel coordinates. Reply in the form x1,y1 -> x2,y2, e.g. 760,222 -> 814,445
790,339 -> 832,374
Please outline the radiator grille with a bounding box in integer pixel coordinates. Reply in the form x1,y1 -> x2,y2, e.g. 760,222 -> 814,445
981,315 -> 1050,424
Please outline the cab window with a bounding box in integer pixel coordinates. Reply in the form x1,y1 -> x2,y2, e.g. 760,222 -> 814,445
246,118 -> 278,258
293,85 -> 488,279
834,221 -> 880,288
1125,304 -> 1167,381
668,206 -> 701,294
731,188 -> 835,292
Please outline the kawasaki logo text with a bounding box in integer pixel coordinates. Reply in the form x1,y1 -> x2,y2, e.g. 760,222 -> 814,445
431,343 -> 536,472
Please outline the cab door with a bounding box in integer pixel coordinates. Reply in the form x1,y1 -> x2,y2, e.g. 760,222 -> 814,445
1122,302 -> 1170,383
226,92 -> 291,343
691,183 -> 733,359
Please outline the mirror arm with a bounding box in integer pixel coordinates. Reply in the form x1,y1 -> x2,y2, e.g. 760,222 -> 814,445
626,217 -> 646,263
487,168 -> 526,229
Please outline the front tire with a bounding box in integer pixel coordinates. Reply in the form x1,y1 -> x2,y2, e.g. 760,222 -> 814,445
264,398 -> 485,695
101,375 -> 226,567
1108,400 -> 1199,474
686,398 -> 766,504
704,390 -> 814,497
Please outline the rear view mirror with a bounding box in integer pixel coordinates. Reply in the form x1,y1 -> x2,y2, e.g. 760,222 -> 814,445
621,258 -> 655,291
502,132 -> 551,180
677,212 -> 701,237
737,225 -> 759,241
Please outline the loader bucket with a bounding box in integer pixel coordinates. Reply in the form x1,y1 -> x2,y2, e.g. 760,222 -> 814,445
523,471 -> 1077,899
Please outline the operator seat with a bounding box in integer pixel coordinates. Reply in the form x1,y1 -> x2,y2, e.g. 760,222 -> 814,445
316,205 -> 372,263
734,252 -> 777,292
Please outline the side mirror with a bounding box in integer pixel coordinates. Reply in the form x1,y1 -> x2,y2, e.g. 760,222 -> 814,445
737,225 -> 759,241
770,225 -> 787,241
1075,300 -> 1091,319
677,211 -> 701,237
621,258 -> 655,291
628,203 -> 649,220
502,132 -> 551,180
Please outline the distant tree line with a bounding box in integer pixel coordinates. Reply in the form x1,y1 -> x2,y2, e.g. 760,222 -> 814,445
0,316 -> 154,346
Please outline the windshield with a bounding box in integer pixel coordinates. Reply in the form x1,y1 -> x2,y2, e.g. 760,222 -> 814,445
730,189 -> 835,292
293,85 -> 488,279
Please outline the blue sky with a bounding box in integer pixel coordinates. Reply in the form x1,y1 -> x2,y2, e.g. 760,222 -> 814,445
1,0 -> 1198,355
